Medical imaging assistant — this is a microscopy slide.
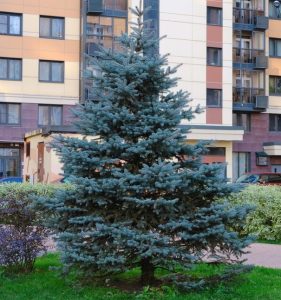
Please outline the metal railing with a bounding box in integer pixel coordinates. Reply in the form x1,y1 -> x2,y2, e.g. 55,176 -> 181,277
233,7 -> 265,25
233,87 -> 265,104
233,47 -> 265,64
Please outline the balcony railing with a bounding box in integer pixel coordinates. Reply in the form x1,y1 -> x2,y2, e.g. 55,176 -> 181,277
233,87 -> 268,111
233,8 -> 268,30
233,47 -> 268,69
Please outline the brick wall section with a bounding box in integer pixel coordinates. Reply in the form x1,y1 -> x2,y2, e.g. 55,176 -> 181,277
233,113 -> 281,172
0,104 -> 76,142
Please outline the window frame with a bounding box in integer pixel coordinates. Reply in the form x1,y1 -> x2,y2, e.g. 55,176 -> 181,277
206,88 -> 222,107
39,15 -> 65,40
0,57 -> 22,81
207,47 -> 223,66
38,105 -> 63,126
207,7 -> 222,26
0,103 -> 21,125
269,114 -> 281,132
39,60 -> 64,83
0,12 -> 22,36
269,76 -> 281,95
269,38 -> 281,58
233,113 -> 251,132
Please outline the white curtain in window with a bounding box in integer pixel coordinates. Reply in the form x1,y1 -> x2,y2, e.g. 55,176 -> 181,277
39,61 -> 50,81
7,104 -> 20,124
9,60 -> 21,80
52,18 -> 63,38
40,17 -> 50,37
9,15 -> 21,34
52,62 -> 63,82
39,106 -> 49,125
50,106 -> 62,125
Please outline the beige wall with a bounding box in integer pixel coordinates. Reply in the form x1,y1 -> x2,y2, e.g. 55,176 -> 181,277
24,132 -> 82,183
0,0 -> 80,106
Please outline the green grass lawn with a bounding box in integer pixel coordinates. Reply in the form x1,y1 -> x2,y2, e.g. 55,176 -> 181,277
1,254 -> 281,300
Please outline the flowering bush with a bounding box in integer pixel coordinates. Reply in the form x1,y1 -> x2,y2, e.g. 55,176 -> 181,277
0,183 -> 58,274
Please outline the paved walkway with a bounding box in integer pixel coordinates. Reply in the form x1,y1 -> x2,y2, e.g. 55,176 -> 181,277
243,243 -> 281,268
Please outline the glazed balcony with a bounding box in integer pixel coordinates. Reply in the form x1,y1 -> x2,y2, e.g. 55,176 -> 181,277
233,87 -> 268,112
87,0 -> 127,17
233,47 -> 268,69
233,8 -> 268,31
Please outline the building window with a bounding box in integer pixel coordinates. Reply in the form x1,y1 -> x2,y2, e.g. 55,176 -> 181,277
38,105 -> 62,126
0,103 -> 20,125
269,38 -> 281,57
269,0 -> 281,19
39,61 -> 64,83
39,16 -> 64,39
0,58 -> 22,80
0,12 -> 22,35
233,113 -> 251,132
233,152 -> 251,181
207,147 -> 226,156
269,114 -> 281,131
26,142 -> 30,157
207,7 -> 222,25
207,47 -> 222,66
269,76 -> 281,95
207,89 -> 222,107
103,0 -> 127,10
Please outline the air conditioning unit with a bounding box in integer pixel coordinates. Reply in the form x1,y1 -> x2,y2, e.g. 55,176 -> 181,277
254,55 -> 268,69
255,16 -> 269,30
88,0 -> 103,14
255,95 -> 268,109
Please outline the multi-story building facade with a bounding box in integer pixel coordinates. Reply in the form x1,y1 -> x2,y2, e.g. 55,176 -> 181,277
232,0 -> 281,179
0,0 -> 80,178
4,0 -> 281,182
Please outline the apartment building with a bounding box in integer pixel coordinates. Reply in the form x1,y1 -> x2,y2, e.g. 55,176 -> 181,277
0,0 -> 80,178
5,0 -> 281,182
232,0 -> 281,179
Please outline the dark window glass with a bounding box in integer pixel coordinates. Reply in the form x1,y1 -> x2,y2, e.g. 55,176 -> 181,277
39,61 -> 64,83
39,16 -> 64,39
0,13 -> 21,35
0,58 -> 21,80
207,89 -> 222,107
38,105 -> 62,126
269,38 -> 281,57
269,114 -> 281,131
233,113 -> 251,131
207,7 -> 222,25
0,103 -> 20,125
26,142 -> 31,157
269,0 -> 281,19
207,147 -> 226,156
207,47 -> 222,66
269,76 -> 281,95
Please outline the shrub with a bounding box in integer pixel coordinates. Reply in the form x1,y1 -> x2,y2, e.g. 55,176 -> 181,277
0,183 -> 58,274
229,185 -> 281,241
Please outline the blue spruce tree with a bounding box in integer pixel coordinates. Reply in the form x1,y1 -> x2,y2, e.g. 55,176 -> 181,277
46,4 -> 251,289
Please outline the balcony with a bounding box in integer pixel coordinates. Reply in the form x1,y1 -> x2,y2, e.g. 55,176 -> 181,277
233,87 -> 268,112
233,48 -> 268,69
87,0 -> 127,17
233,8 -> 268,31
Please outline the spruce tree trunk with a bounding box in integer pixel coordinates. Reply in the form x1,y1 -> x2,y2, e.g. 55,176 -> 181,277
141,258 -> 155,286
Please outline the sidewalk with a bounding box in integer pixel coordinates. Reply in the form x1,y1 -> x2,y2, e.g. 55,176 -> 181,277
243,243 -> 281,268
